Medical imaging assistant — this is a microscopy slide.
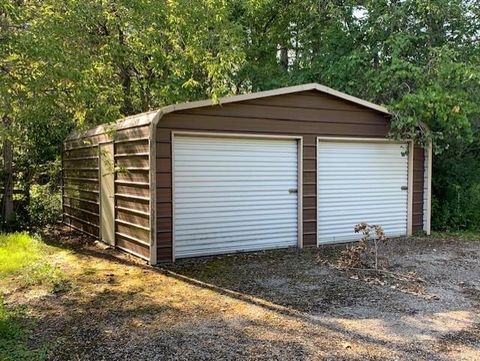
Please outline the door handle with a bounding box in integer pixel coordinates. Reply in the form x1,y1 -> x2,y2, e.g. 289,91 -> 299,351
288,188 -> 298,194
401,186 -> 408,191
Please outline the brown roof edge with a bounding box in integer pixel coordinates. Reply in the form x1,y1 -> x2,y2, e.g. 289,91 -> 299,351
66,83 -> 391,141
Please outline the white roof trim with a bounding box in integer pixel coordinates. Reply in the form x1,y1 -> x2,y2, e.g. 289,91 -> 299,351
157,83 -> 390,116
66,83 -> 390,141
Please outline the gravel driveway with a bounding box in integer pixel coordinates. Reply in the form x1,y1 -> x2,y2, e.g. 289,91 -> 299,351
13,229 -> 480,360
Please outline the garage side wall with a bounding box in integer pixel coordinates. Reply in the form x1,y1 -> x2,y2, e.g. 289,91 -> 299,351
63,123 -> 151,259
63,133 -> 109,237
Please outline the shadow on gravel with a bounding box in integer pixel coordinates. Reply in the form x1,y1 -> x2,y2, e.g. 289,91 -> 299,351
39,227 -> 480,360
34,289 -> 311,361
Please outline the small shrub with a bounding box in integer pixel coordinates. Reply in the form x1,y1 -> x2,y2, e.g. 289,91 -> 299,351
51,279 -> 72,294
337,223 -> 387,270
27,185 -> 62,228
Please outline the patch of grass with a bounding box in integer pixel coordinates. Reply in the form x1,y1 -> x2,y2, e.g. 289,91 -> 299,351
0,297 -> 48,361
0,232 -> 61,287
0,233 -> 43,277
431,230 -> 480,241
82,267 -> 97,276
0,233 -> 70,360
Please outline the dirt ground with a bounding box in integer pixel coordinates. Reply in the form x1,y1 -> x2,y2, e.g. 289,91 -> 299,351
5,227 -> 480,360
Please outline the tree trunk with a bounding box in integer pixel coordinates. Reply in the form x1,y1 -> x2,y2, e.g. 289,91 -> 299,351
2,120 -> 13,222
279,47 -> 288,71
117,26 -> 133,115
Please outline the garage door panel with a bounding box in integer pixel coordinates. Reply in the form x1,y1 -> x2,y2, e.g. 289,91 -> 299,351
176,232 -> 298,246
318,192 -> 407,200
175,195 -> 297,204
176,208 -> 297,221
318,211 -> 408,222
178,239 -> 297,258
176,202 -> 297,214
175,186 -> 298,195
319,172 -> 408,179
175,221 -> 298,234
318,141 -> 408,244
175,198 -> 297,207
174,135 -> 298,258
318,206 -> 408,216
176,151 -> 297,158
175,212 -> 293,225
176,224 -> 297,238
319,193 -> 406,200
320,220 -> 407,230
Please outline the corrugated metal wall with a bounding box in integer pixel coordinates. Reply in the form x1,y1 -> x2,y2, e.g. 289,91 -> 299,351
63,120 -> 151,260
113,125 -> 151,259
63,133 -> 107,237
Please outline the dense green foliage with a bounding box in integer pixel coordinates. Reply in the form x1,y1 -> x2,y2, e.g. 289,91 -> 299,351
1,0 -> 479,230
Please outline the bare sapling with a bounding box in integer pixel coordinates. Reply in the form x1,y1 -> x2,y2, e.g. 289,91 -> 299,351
337,223 -> 387,271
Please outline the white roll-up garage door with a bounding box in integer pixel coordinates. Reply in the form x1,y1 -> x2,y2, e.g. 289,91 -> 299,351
317,141 -> 409,244
174,135 -> 298,258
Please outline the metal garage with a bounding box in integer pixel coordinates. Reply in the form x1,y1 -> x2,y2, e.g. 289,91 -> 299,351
63,83 -> 432,264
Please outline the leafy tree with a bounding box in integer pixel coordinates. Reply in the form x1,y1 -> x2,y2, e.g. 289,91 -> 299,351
1,0 -> 480,231
232,0 -> 480,230
1,0 -> 244,227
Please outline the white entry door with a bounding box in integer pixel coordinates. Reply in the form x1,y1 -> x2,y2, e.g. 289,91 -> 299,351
174,135 -> 298,258
317,140 -> 409,244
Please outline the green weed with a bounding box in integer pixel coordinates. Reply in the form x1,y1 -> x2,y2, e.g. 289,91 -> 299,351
0,297 -> 48,361
431,230 -> 480,241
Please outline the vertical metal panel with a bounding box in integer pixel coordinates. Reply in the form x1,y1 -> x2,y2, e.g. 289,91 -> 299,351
112,127 -> 150,260
317,141 -> 409,243
407,141 -> 414,235
423,148 -> 428,232
173,135 -> 298,258
424,143 -> 432,235
100,142 -> 115,246
62,141 -> 101,238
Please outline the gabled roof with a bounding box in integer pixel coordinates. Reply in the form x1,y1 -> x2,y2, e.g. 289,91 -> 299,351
67,83 -> 390,140
157,83 -> 390,116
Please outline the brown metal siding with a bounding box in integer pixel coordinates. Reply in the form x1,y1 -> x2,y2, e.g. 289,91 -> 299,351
63,134 -> 106,238
113,126 -> 150,259
412,145 -> 425,232
63,124 -> 151,259
155,90 -> 396,262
